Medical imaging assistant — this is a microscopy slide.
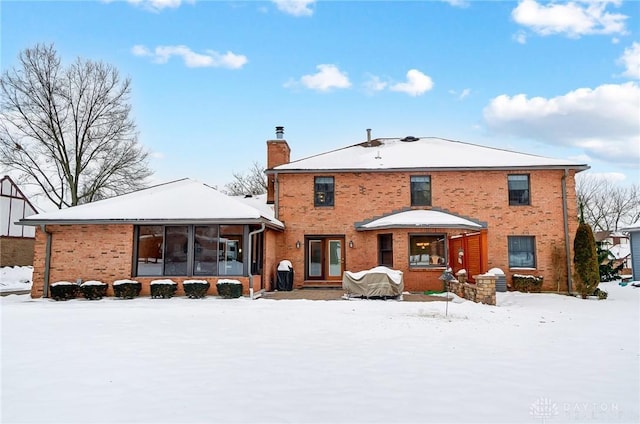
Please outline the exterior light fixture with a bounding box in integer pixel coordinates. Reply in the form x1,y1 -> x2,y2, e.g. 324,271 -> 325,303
349,240 -> 354,248
296,241 -> 301,249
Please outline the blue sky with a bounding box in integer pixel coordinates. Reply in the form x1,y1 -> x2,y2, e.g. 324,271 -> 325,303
2,0 -> 639,192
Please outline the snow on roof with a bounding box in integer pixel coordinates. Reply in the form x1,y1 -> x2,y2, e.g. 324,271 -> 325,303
19,179 -> 284,229
609,244 -> 631,260
356,209 -> 484,231
271,137 -> 589,171
621,222 -> 640,232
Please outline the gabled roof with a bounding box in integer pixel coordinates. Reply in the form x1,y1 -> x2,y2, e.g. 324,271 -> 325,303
269,137 -> 589,172
19,178 -> 284,229
356,209 -> 485,231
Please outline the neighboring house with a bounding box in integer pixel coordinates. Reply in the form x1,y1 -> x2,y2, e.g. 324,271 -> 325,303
621,222 -> 640,282
0,175 -> 37,266
20,179 -> 284,298
21,128 -> 589,297
595,231 -> 632,275
265,128 -> 587,292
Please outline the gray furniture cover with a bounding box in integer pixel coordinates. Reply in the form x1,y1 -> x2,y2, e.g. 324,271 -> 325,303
342,266 -> 404,297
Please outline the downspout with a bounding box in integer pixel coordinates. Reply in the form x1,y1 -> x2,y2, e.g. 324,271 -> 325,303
40,224 -> 52,298
274,172 -> 280,220
561,169 -> 573,294
248,223 -> 266,300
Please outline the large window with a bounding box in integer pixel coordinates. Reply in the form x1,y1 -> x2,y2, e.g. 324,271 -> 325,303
409,234 -> 445,267
378,234 -> 393,267
411,176 -> 431,206
508,175 -> 530,206
314,176 -> 334,207
508,236 -> 536,268
135,224 -> 247,277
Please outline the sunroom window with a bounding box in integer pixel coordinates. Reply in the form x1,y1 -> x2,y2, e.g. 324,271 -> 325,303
134,224 -> 248,277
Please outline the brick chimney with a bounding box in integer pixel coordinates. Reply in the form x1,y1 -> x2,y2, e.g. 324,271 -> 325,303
266,126 -> 290,204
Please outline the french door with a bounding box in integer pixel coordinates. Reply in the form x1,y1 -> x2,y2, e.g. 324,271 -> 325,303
306,237 -> 344,281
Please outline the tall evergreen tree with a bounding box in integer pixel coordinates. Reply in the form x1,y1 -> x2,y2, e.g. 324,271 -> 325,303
574,204 -> 600,298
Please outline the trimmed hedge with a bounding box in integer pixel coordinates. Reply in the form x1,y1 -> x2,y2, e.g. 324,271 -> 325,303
80,281 -> 108,300
216,279 -> 243,299
50,282 -> 79,301
113,279 -> 141,299
183,280 -> 210,299
150,279 -> 177,299
512,274 -> 543,293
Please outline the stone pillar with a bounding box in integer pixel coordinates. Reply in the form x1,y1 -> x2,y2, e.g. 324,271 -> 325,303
473,273 -> 496,305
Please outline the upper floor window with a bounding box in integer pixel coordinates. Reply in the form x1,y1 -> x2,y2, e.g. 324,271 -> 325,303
314,176 -> 334,207
508,236 -> 536,268
411,176 -> 431,206
508,174 -> 530,206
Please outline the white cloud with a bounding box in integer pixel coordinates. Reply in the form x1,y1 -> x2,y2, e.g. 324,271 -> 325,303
575,171 -> 628,183
513,30 -> 528,44
272,0 -> 315,17
449,88 -> 471,100
131,44 -> 247,69
113,0 -> 193,12
363,75 -> 388,94
287,64 -> 351,92
512,0 -> 628,38
483,82 -> 640,167
389,69 -> 434,96
618,42 -> 640,80
441,0 -> 469,7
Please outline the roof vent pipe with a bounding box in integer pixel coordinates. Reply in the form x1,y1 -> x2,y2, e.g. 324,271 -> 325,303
366,128 -> 371,146
275,126 -> 284,139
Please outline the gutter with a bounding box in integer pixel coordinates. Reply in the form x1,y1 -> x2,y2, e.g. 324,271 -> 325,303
40,224 -> 52,298
247,223 -> 266,300
561,169 -> 573,294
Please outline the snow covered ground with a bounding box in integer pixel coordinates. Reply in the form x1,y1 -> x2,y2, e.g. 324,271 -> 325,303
0,266 -> 33,293
1,267 -> 639,423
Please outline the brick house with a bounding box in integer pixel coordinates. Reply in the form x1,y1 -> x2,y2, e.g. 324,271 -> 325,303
21,179 -> 284,298
265,128 -> 588,292
21,128 -> 588,297
1,175 -> 37,266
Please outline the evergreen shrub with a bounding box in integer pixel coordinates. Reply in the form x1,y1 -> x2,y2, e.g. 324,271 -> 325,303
512,274 -> 544,293
150,279 -> 177,299
113,279 -> 141,299
50,282 -> 79,301
216,279 -> 243,298
80,280 -> 108,300
574,221 -> 600,299
183,280 -> 210,299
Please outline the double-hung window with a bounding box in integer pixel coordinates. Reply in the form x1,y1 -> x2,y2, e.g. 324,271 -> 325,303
314,176 -> 334,207
411,176 -> 431,206
508,236 -> 536,268
508,175 -> 530,206
378,234 -> 393,267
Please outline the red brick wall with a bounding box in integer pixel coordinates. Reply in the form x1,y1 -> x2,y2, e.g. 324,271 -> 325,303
267,140 -> 291,204
274,169 -> 580,292
31,224 -> 263,298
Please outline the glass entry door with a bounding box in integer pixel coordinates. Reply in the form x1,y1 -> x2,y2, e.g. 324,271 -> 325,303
306,237 -> 344,281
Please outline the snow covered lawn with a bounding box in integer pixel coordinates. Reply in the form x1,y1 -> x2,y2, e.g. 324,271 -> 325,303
1,280 -> 638,423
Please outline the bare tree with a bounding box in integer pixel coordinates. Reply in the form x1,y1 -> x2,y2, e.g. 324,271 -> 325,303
576,173 -> 640,231
223,161 -> 267,196
0,44 -> 152,208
